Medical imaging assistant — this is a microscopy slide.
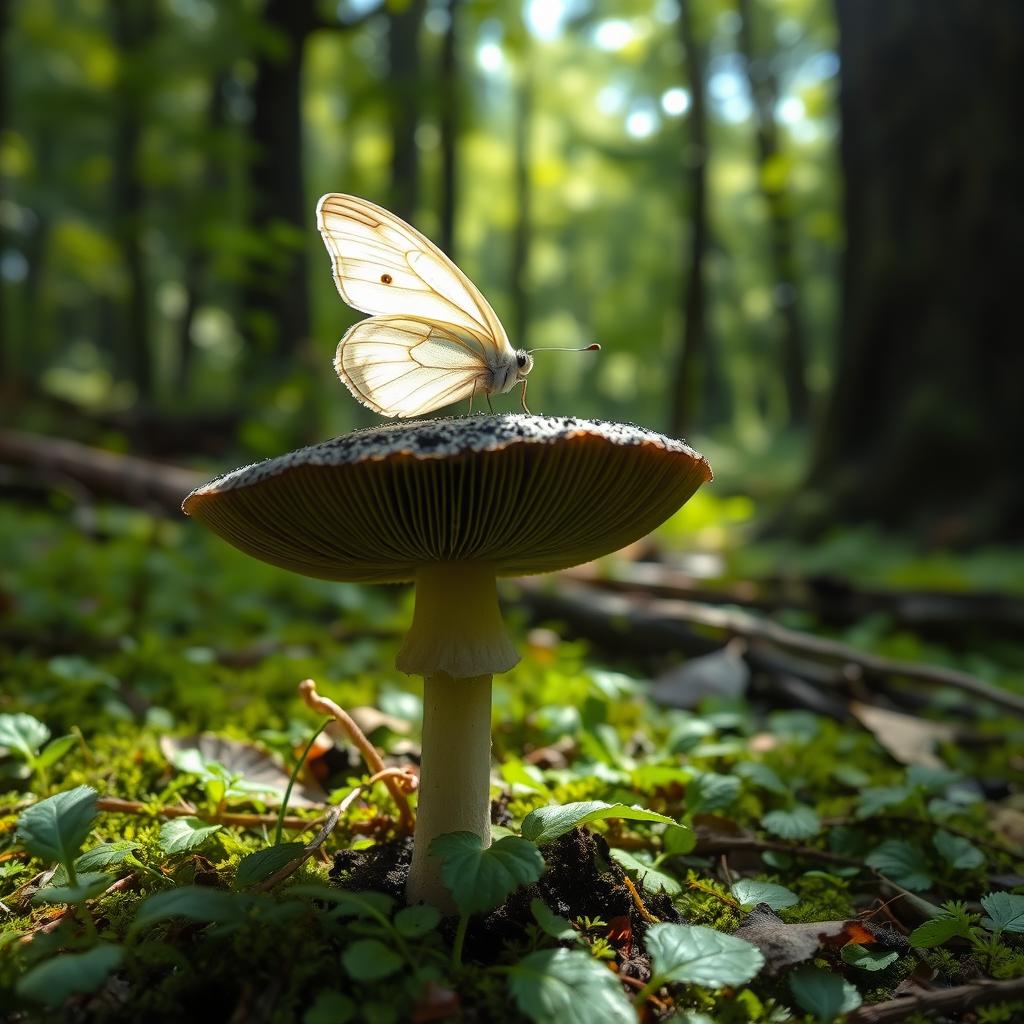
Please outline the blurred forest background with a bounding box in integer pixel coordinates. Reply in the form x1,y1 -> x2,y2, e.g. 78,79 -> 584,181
1,0 -> 1021,547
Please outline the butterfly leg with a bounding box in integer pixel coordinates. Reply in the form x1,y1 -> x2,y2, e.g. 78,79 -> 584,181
468,379 -> 476,414
519,378 -> 531,414
486,393 -> 494,413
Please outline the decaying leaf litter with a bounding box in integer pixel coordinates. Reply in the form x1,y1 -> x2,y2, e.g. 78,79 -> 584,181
1,490 -> 1023,1022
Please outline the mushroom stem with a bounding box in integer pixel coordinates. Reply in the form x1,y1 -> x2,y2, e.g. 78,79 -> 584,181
406,671 -> 493,910
397,562 -> 520,909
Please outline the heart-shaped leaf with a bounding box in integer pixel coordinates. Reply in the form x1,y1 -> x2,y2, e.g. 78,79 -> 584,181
342,939 -> 402,981
431,832 -> 544,915
788,966 -> 861,1020
761,805 -> 820,841
730,879 -> 799,911
645,923 -> 764,988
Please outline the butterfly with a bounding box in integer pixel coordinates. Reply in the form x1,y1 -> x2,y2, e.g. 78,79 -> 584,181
316,193 -> 598,418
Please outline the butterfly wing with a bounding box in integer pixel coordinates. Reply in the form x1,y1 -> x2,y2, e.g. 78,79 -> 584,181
317,193 -> 511,354
335,315 -> 490,418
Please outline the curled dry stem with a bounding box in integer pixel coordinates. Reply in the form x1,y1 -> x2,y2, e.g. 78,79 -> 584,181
298,678 -> 416,834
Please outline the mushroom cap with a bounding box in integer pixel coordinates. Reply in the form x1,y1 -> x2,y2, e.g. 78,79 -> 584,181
182,414 -> 712,584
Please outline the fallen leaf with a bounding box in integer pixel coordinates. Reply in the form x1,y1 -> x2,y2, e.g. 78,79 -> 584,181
650,641 -> 750,709
849,703 -> 955,769
732,905 -> 876,974
160,735 -> 326,807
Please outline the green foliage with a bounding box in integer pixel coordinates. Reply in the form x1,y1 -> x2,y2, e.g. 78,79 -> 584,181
730,879 -> 799,912
520,801 -> 677,844
431,832 -> 545,916
158,817 -> 223,855
16,943 -> 124,1007
788,966 -> 861,1020
644,923 -> 764,989
507,948 -> 634,1024
981,892 -> 1024,934
16,785 -> 97,869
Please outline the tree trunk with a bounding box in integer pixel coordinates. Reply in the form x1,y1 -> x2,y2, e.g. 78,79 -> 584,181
669,0 -> 709,437
737,0 -> 809,426
437,0 -> 459,259
244,0 -> 316,365
111,0 -> 155,402
387,0 -> 426,224
811,0 -> 1024,542
509,62 -> 533,350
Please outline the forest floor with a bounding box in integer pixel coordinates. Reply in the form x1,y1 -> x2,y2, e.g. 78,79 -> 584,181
0,495 -> 1022,1023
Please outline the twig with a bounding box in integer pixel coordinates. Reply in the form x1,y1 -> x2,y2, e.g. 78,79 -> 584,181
846,976 -> 1024,1023
252,767 -> 416,893
621,874 -> 660,923
298,678 -> 416,833
822,815 -> 1023,861
96,797 -> 318,832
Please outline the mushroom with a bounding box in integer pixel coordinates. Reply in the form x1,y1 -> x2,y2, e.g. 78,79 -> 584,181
182,414 -> 711,909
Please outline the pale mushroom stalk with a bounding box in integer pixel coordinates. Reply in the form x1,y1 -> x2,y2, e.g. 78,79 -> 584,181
396,562 -> 519,908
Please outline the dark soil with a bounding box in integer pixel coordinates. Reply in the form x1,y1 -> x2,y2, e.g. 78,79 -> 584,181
331,828 -> 676,976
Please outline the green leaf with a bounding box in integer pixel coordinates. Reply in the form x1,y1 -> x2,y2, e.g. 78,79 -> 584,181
530,898 -> 576,941
521,801 -> 676,844
0,713 -> 50,759
507,948 -> 635,1024
932,831 -> 985,870
341,939 -> 402,981
159,817 -> 222,855
35,735 -> 77,771
132,886 -> 250,931
431,832 -> 544,916
645,923 -> 764,988
788,966 -> 861,1020
856,785 -> 915,819
865,840 -> 932,891
761,805 -> 820,841
841,944 -> 899,971
76,841 -> 142,872
663,823 -> 697,856
908,915 -> 969,948
33,871 -> 110,904
610,848 -> 681,895
980,891 -> 1024,934
735,762 -> 788,796
686,773 -> 742,814
17,785 -> 97,866
234,843 -> 305,888
393,904 -> 441,938
304,990 -> 355,1024
730,879 -> 799,911
15,942 -> 123,1007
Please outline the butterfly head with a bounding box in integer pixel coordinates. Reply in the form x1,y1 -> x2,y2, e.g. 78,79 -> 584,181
515,350 -> 534,378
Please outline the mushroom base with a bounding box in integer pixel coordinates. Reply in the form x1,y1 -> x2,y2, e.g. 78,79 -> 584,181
406,671 -> 493,911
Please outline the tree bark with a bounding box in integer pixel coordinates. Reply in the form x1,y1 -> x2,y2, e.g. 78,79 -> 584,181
669,0 -> 710,437
811,0 -> 1024,541
387,0 -> 426,224
437,0 -> 459,259
737,0 -> 809,426
111,0 -> 155,402
244,0 -> 317,365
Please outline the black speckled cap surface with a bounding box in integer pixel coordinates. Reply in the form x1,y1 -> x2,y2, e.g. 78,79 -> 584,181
183,414 -> 712,583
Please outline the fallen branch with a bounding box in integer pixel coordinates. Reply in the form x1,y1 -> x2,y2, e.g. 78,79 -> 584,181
513,579 -> 1024,716
0,429 -> 202,516
846,976 -> 1024,1023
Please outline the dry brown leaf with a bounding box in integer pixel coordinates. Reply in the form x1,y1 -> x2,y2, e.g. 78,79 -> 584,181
849,701 -> 956,768
733,905 -> 877,974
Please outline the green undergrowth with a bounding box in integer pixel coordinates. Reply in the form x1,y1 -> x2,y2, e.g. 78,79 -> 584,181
1,502 -> 1023,1023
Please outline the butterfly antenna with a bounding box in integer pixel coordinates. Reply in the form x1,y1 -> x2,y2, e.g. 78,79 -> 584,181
528,343 -> 601,354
